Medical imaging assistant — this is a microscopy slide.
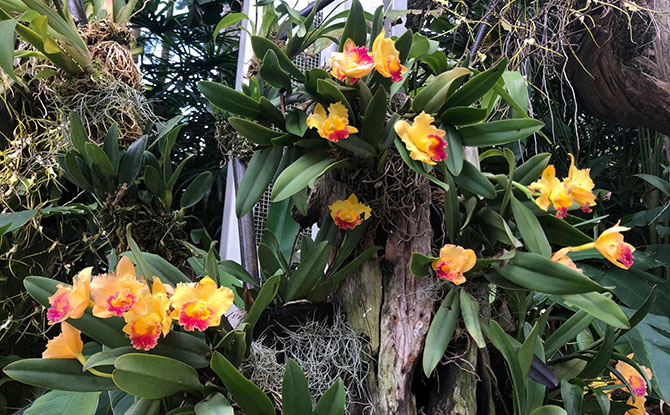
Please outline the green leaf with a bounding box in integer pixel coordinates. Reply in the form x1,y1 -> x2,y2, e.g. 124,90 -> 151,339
313,378 -> 345,415
282,359 -> 313,415
368,6 -> 383,49
214,13 -> 248,39
235,147 -> 282,217
83,347 -> 135,370
361,85 -> 387,148
423,289 -> 460,377
286,109 -> 308,137
69,113 -> 89,155
210,352 -> 274,415
443,125 -> 464,176
244,273 -> 281,332
220,260 -> 258,286
335,135 -> 376,157
0,209 -> 37,234
496,252 -> 603,295
24,390 -> 100,415
4,359 -> 116,392
260,49 -> 292,91
339,0 -> 366,50
459,119 -> 544,147
118,135 -> 147,186
511,196 -> 552,257
440,106 -> 488,126
197,81 -> 260,118
561,292 -> 630,329
195,393 -> 234,415
144,165 -> 165,201
124,399 -> 161,415
634,174 -> 670,197
453,160 -> 496,198
250,35 -> 304,80
258,243 -> 283,276
518,322 -> 541,379
84,143 -> 114,182
113,354 -> 202,399
514,153 -> 551,185
478,208 -> 522,247
395,29 -> 413,63
538,215 -> 593,247
121,252 -> 191,285
560,380 -> 583,415
206,242 -> 221,283
544,310 -> 594,357
0,20 -> 18,82
580,326 -> 615,378
443,58 -> 507,108
412,68 -> 471,113
153,330 -> 210,369
528,406 -> 568,415
262,199 -> 300,260
316,79 -> 354,120
460,289 -> 486,348
271,151 -> 335,202
228,117 -> 283,146
487,320 -> 526,414
410,253 -> 437,277
181,172 -> 212,209
285,241 -> 330,301
125,229 -> 153,284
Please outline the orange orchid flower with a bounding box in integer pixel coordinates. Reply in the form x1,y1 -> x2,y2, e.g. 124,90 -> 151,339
328,194 -> 372,230
528,165 -> 573,218
42,322 -> 83,359
394,112 -> 447,166
306,102 -> 357,142
551,247 -> 583,273
329,39 -> 374,83
90,256 -> 149,318
372,29 -> 407,82
47,267 -> 92,324
170,276 -> 234,332
122,278 -> 172,350
564,153 -> 596,213
431,244 -> 477,285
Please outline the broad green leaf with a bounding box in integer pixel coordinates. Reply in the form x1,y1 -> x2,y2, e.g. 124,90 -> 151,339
214,13 -> 248,39
496,252 -> 603,295
443,58 -> 507,109
0,20 -> 18,82
210,352 -> 274,415
410,253 -> 437,277
316,79 -> 354,120
560,380 -> 583,415
487,320 -> 526,414
459,119 -> 544,147
538,215 -> 593,247
282,359 -> 313,415
24,390 -> 100,415
580,326 -> 615,378
124,399 -> 160,415
395,29 -> 413,63
502,71 -> 529,118
634,174 -> 670,197
478,208 -> 522,247
460,289 -> 486,348
121,252 -> 190,285
144,165 -> 165,201
311,246 -> 381,302
244,273 -> 281,332
83,347 -> 135,370
181,171 -> 212,209
220,260 -> 257,286
228,117 -> 283,146
262,199 -> 300,259
84,142 -> 114,180
544,310 -> 594,357
335,135 -> 376,157
113,354 -> 202,399
338,0 -> 366,50
271,151 -> 335,201
361,85 -> 387,148
443,125 -> 464,176
260,49 -> 292,91
118,135 -> 147,186
194,393 -> 234,415
313,378 -> 345,415
423,289 -> 460,377
285,241 -> 330,301
198,81 -> 260,118
250,35 -> 304,80
453,160 -> 496,198
514,153 -> 551,185
561,292 -> 629,329
0,209 -> 37,234
154,330 -> 210,369
412,68 -> 471,113
511,196 -> 552,257
4,359 -> 116,392
528,406 -> 567,415
69,113 -> 89,155
286,109 -> 308,137
236,147 -> 283,217
440,106 -> 488,126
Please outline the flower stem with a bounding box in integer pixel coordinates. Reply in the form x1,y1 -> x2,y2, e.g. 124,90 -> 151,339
75,353 -> 114,378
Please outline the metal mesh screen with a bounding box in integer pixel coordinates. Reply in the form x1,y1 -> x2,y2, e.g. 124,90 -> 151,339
250,11 -> 324,248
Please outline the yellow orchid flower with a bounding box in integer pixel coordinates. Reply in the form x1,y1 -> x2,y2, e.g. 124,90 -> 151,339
372,29 -> 407,82
46,267 -> 92,324
431,244 -> 476,285
528,165 -> 573,218
90,256 -> 149,318
551,247 -> 583,273
564,153 -> 596,212
170,276 -> 234,332
328,194 -> 371,230
42,322 -> 83,359
394,112 -> 447,165
612,354 -> 652,399
626,395 -> 647,415
306,102 -> 357,142
122,279 -> 172,351
595,222 -> 636,269
329,39 -> 374,83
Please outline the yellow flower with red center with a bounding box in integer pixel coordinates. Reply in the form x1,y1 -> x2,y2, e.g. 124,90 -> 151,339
170,276 -> 234,332
42,322 -> 83,359
328,194 -> 372,230
122,278 -> 172,351
564,153 -> 596,213
46,267 -> 92,325
329,39 -> 374,83
90,256 -> 148,318
372,29 -> 407,82
551,247 -> 582,273
611,354 -> 652,414
595,221 -> 635,269
306,102 -> 357,142
394,112 -> 447,166
528,165 -> 573,218
431,244 -> 476,285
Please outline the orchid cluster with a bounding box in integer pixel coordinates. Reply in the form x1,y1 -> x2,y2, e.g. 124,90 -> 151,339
529,154 -> 596,219
44,257 -> 234,357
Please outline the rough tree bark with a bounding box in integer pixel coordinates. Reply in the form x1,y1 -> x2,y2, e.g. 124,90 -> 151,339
566,1 -> 670,135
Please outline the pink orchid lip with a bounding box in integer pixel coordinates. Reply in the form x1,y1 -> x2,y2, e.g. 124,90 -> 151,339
334,212 -> 360,230
179,300 -> 213,331
47,294 -> 71,324
326,129 -> 349,142
555,207 -> 567,219
619,244 -> 634,269
436,261 -> 460,282
129,322 -> 160,351
428,134 -> 447,162
106,290 -> 137,317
